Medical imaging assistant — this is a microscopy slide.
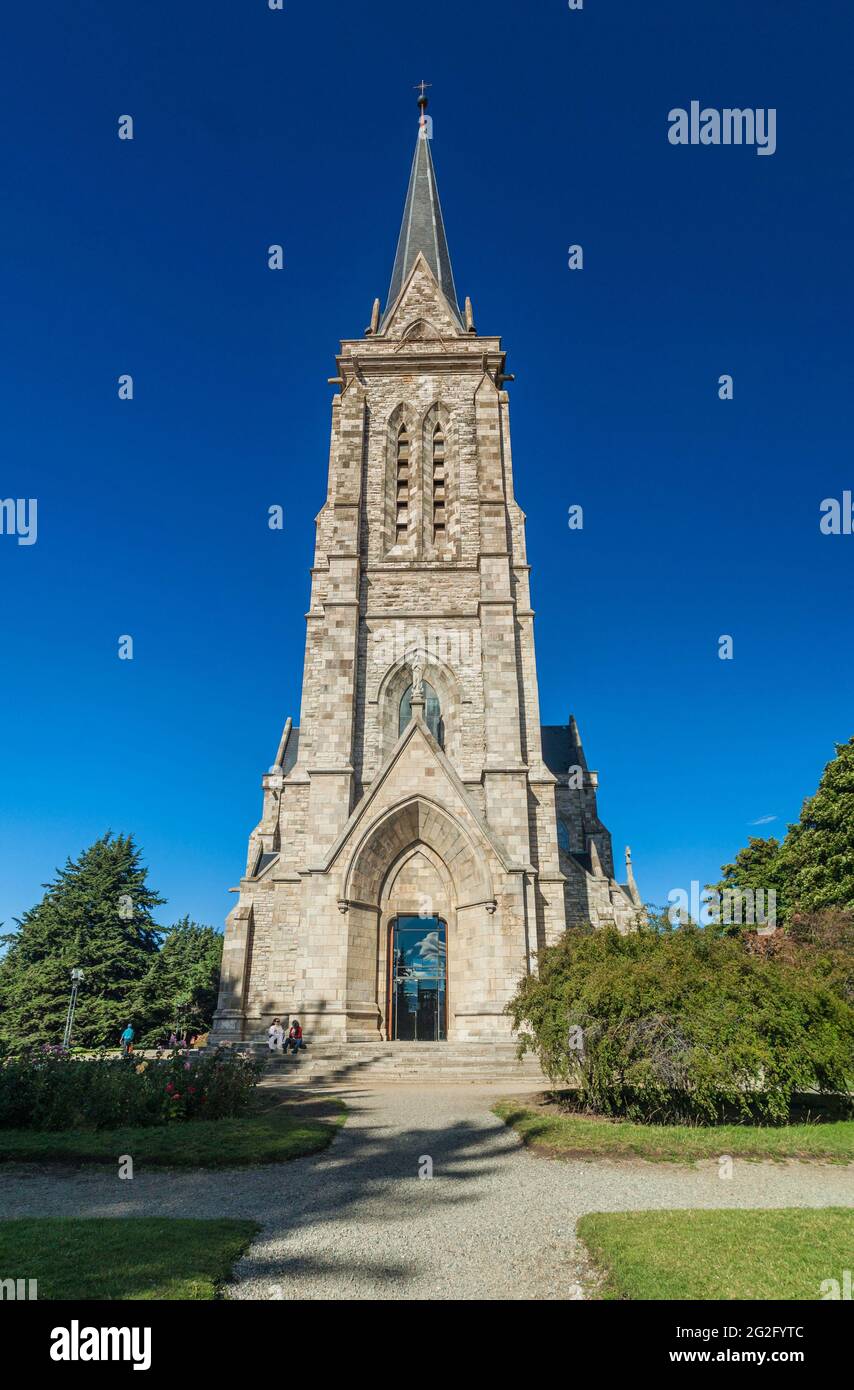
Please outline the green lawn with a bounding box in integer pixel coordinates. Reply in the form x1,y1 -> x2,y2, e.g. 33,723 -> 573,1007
0,1218 -> 259,1300
578,1208 -> 854,1300
494,1100 -> 854,1164
0,1093 -> 345,1168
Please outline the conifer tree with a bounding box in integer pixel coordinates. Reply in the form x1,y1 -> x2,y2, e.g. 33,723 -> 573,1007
132,916 -> 223,1044
0,833 -> 163,1049
782,737 -> 854,914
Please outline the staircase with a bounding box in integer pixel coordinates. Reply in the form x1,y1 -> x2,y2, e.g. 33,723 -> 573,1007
258,1040 -> 546,1085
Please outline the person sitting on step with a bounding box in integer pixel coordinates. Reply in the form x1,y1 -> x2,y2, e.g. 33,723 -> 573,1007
285,1019 -> 304,1053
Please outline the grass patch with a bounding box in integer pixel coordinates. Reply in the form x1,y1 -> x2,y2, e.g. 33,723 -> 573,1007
0,1218 -> 258,1300
577,1208 -> 854,1300
494,1097 -> 854,1164
0,1091 -> 345,1168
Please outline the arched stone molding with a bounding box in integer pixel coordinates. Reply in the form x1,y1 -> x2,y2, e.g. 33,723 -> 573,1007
342,803 -> 499,1041
401,318 -> 443,341
375,842 -> 454,1039
382,841 -> 453,921
342,795 -> 494,911
374,646 -> 464,766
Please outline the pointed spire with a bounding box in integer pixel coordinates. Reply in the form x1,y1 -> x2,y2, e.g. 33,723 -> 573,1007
270,717 -> 293,775
569,714 -> 589,773
383,88 -> 462,329
588,836 -> 605,878
624,846 -> 642,906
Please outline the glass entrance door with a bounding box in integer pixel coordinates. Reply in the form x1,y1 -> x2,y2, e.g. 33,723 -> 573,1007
389,917 -> 447,1041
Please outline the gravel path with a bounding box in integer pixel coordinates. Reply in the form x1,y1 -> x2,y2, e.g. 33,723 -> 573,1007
1,1082 -> 851,1300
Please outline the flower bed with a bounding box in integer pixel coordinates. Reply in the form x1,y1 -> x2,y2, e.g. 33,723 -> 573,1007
0,1047 -> 262,1131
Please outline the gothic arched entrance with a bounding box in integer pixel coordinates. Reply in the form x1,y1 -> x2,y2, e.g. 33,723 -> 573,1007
340,795 -> 496,1041
388,916 -> 447,1041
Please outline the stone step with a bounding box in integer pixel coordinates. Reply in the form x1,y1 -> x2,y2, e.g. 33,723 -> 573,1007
272,1064 -> 542,1075
219,1038 -> 546,1084
271,1050 -> 534,1061
299,1044 -> 524,1052
266,1047 -> 540,1061
271,1074 -> 542,1086
262,1042 -> 546,1084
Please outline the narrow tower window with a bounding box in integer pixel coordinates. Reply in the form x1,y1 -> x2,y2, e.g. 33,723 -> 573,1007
399,681 -> 444,748
395,424 -> 410,543
432,424 -> 446,542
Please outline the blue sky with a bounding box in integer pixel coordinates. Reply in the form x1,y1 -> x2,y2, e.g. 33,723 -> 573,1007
1,0 -> 852,935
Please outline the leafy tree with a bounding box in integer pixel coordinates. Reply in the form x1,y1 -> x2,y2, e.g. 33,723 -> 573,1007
709,737 -> 854,927
0,834 -> 163,1050
509,925 -> 853,1123
132,917 -> 223,1044
707,836 -> 788,934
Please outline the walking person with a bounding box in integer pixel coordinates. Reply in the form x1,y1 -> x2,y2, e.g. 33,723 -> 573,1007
120,1022 -> 135,1057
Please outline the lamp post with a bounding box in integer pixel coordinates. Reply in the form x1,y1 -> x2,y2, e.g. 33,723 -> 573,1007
62,968 -> 84,1050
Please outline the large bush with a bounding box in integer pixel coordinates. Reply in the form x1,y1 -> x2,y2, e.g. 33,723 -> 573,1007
745,908 -> 854,1007
0,1047 -> 262,1132
509,925 -> 854,1123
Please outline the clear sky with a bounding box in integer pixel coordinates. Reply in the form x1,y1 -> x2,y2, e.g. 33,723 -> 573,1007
1,0 -> 852,936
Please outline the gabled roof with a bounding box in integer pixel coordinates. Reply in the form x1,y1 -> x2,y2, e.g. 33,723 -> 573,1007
541,715 -> 589,777
313,712 -> 529,880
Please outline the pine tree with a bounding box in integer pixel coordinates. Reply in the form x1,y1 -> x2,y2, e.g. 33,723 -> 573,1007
782,737 -> 854,914
0,833 -> 164,1050
132,917 -> 223,1044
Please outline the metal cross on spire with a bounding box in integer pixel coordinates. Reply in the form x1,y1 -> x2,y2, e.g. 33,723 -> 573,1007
414,79 -> 432,125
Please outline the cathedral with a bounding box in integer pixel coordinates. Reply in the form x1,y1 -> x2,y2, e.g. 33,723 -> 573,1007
211,95 -> 641,1047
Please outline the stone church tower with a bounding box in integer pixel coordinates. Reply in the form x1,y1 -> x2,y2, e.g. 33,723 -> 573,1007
211,96 -> 641,1046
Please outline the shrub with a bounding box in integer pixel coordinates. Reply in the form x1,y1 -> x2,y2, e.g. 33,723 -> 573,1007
787,908 -> 854,1005
508,925 -> 854,1123
0,1046 -> 263,1132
